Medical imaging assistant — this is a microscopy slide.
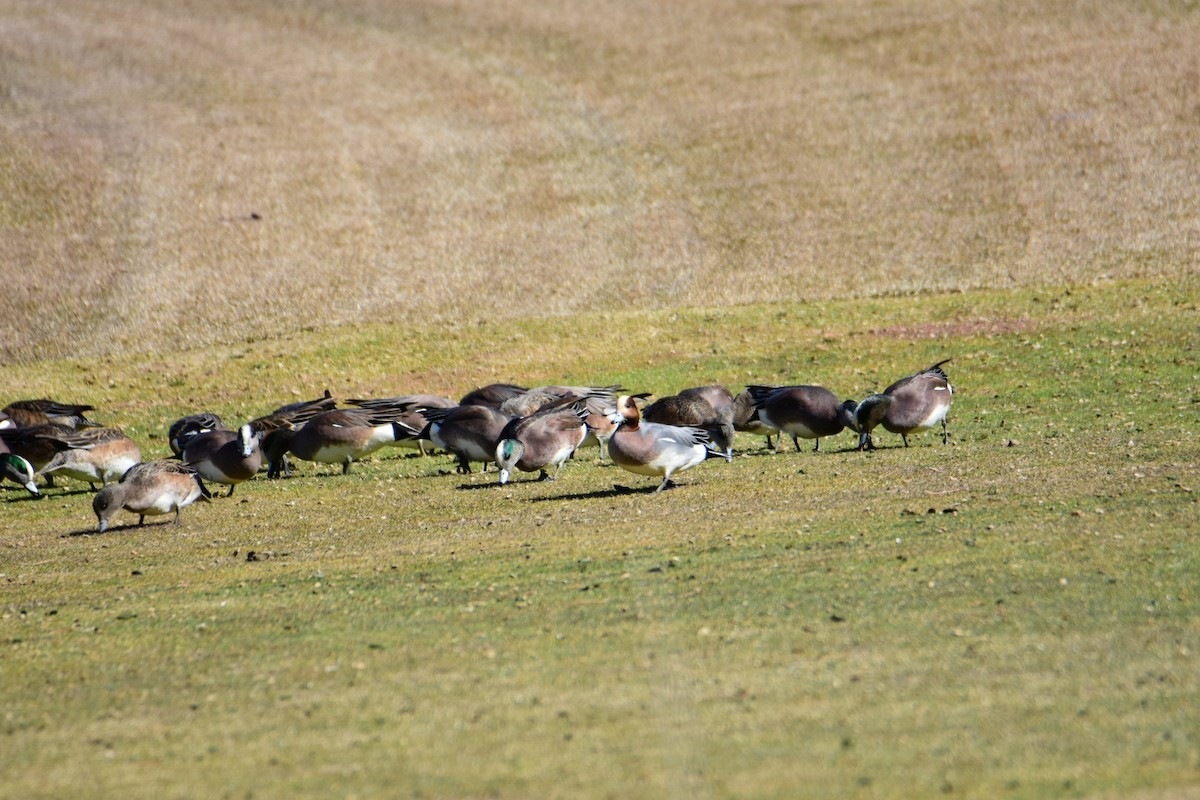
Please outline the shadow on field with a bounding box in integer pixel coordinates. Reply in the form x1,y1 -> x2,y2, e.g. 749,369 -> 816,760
3,492 -> 45,503
528,483 -> 663,502
455,480 -> 505,491
63,519 -> 176,537
736,444 -> 866,458
4,486 -> 93,502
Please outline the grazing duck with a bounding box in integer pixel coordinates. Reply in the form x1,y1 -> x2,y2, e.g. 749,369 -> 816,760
283,408 -> 419,475
182,424 -> 262,496
0,448 -> 39,496
168,413 -> 228,456
418,404 -> 513,474
459,383 -> 528,409
495,402 -> 588,484
1,399 -> 99,430
37,428 -> 141,489
746,384 -> 858,453
250,391 -> 339,478
732,389 -> 779,450
854,360 -> 954,450
641,389 -> 736,460
92,460 -> 211,532
607,395 -> 724,493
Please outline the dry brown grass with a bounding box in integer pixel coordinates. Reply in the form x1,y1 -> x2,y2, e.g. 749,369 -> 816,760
2,0 -> 1198,364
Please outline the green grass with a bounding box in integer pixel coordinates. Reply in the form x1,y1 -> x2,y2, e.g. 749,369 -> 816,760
3,0 -> 1199,794
2,279 -> 1198,798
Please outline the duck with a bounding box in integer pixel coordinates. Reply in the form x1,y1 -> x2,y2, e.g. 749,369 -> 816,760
853,359 -> 954,450
641,388 -> 736,460
418,404 -> 514,474
282,408 -> 419,475
1,399 -> 99,430
0,437 -> 39,496
168,413 -> 228,456
250,391 -> 339,478
732,389 -> 779,450
746,384 -> 858,452
37,428 -> 141,490
181,423 -> 262,496
607,395 -> 724,493
495,400 -> 588,484
92,459 -> 211,532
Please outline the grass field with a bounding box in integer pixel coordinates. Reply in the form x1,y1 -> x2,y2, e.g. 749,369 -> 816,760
2,0 -> 1199,797
3,279 -> 1198,798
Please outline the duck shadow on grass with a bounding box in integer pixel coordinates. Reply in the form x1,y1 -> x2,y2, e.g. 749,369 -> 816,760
62,519 -> 177,537
4,487 -> 95,503
527,483 -> 665,502
735,444 -> 866,458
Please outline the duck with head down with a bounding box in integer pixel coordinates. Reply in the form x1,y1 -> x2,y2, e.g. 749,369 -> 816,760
606,395 -> 725,493
92,460 -> 211,532
417,404 -> 513,475
0,436 -> 39,496
746,384 -> 858,453
854,359 -> 954,450
494,397 -> 588,485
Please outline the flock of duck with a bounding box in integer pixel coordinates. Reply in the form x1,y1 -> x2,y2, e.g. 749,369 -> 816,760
1,360 -> 954,532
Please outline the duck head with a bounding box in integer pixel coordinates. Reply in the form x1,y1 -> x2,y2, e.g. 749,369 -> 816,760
237,423 -> 261,458
837,399 -> 860,433
1,453 -> 39,496
608,395 -> 642,429
495,439 -> 524,485
853,394 -> 891,450
93,484 -> 124,533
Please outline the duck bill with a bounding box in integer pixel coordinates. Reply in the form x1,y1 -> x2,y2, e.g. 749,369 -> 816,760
24,480 -> 40,496
857,431 -> 872,451
498,468 -> 511,485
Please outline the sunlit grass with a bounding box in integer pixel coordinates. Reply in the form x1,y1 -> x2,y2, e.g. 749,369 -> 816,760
2,279 -> 1198,798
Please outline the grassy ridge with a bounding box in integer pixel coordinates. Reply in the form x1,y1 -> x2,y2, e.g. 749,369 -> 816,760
2,279 -> 1198,798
